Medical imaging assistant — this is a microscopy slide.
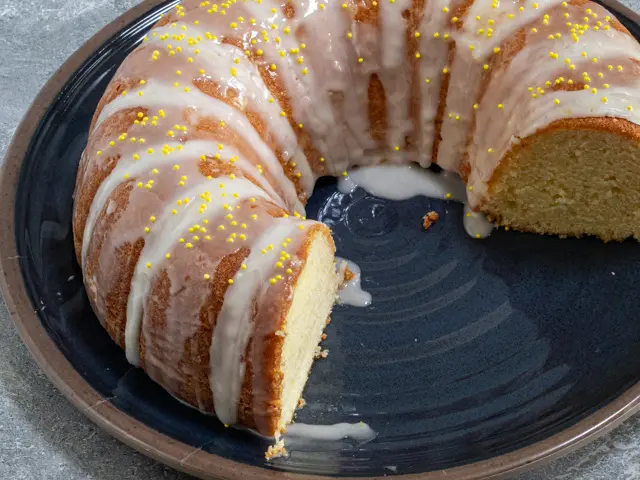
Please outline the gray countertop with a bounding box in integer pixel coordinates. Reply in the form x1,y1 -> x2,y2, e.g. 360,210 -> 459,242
1,0 -> 640,478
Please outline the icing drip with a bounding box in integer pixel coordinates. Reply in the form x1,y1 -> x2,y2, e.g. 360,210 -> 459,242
337,164 -> 493,238
81,140 -> 285,268
285,421 -> 377,443
338,164 -> 466,201
210,219 -> 308,425
336,257 -> 371,307
415,0 -> 455,167
463,205 -> 495,239
378,0 -> 415,154
93,81 -> 304,213
438,0 -> 566,172
125,178 -> 271,366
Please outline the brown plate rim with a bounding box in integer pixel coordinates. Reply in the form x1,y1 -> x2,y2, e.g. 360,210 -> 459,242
1,0 -> 639,478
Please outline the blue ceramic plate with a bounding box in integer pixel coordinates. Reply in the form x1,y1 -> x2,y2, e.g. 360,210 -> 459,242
2,1 -> 640,478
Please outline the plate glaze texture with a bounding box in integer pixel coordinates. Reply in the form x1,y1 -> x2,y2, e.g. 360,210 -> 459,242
3,0 -> 640,478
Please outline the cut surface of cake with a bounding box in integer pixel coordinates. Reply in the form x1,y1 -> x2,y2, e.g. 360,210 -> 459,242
73,0 -> 640,437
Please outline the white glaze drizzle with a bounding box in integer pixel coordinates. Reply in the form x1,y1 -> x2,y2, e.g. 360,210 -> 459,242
337,164 -> 493,238
93,81 -> 304,213
378,0 -> 415,154
438,0 -> 566,172
336,257 -> 371,307
81,140 -> 285,269
125,178 -> 270,365
285,421 -> 377,442
338,164 -> 467,201
145,24 -> 317,195
463,204 -> 495,239
416,0 -> 455,167
210,219 -> 306,425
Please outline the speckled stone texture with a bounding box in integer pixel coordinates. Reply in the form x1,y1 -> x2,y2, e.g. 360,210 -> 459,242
1,0 -> 640,478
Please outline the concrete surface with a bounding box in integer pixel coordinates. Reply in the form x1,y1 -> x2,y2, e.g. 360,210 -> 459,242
1,0 -> 640,478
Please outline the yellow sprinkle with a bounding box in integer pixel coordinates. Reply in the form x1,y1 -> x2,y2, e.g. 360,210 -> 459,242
487,148 -> 494,153
358,57 -> 364,63
228,279 -> 234,285
497,103 -> 503,109
204,274 -> 211,280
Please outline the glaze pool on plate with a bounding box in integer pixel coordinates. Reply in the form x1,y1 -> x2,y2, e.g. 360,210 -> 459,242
10,0 -> 640,477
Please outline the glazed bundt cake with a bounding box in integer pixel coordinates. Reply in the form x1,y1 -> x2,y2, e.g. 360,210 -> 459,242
73,0 -> 640,436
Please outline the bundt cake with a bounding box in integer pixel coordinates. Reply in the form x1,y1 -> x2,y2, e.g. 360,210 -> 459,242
73,0 -> 640,437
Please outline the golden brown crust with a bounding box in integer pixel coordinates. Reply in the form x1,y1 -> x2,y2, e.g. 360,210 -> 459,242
343,267 -> 356,283
163,247 -> 252,422
422,210 -> 439,230
368,74 -> 387,144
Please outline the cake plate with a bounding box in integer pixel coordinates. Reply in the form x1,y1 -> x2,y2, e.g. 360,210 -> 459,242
2,0 -> 640,478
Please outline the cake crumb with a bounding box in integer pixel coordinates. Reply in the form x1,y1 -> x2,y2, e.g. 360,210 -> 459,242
265,439 -> 287,461
274,330 -> 286,337
321,333 -> 327,341
297,397 -> 306,408
422,211 -> 439,230
314,346 -> 329,359
343,266 -> 355,282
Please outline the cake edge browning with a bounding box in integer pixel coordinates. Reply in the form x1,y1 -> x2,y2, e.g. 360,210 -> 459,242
480,116 -> 640,241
